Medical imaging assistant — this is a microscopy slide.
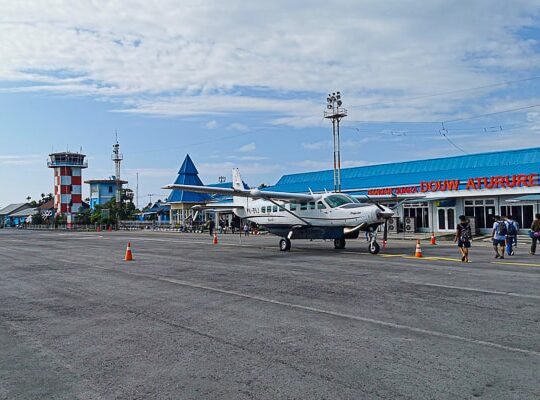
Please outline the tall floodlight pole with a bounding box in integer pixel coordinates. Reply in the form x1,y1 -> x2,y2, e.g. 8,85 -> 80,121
324,91 -> 347,192
112,133 -> 124,204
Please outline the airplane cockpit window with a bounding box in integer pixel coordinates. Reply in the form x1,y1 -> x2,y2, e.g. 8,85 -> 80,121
324,194 -> 359,208
317,201 -> 326,209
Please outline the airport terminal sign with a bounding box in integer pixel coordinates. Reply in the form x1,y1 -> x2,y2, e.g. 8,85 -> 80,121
367,173 -> 540,196
367,186 -> 418,196
419,173 -> 540,193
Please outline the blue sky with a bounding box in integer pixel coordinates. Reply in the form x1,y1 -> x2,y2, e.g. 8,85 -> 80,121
1,1 -> 540,207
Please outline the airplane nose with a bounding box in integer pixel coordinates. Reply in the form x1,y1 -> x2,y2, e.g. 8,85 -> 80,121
377,209 -> 394,219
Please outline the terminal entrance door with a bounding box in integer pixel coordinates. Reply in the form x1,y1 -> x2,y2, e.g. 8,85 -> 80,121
437,207 -> 456,232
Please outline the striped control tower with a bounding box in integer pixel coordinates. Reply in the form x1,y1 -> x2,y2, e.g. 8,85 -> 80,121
47,152 -> 88,223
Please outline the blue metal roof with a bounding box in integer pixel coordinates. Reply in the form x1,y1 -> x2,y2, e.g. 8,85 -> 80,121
167,154 -> 211,203
268,147 -> 540,193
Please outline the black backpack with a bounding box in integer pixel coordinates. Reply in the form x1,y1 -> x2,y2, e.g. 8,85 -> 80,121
497,221 -> 507,236
460,223 -> 472,241
507,221 -> 517,236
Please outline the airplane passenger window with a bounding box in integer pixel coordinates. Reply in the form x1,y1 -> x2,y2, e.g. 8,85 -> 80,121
309,202 -> 316,209
273,206 -> 278,212
300,202 -> 307,210
317,201 -> 326,209
261,206 -> 266,213
290,203 -> 297,211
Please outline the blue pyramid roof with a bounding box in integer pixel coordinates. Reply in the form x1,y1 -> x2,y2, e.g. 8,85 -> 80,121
167,155 -> 211,203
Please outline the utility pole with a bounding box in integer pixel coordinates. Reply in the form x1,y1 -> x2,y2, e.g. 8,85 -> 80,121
136,172 -> 139,209
324,91 -> 347,192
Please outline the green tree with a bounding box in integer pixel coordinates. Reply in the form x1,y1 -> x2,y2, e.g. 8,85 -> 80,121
32,211 -> 44,225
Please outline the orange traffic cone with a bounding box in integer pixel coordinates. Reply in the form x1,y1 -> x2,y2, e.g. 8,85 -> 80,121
430,232 -> 437,245
124,242 -> 133,261
415,240 -> 423,257
213,233 -> 218,245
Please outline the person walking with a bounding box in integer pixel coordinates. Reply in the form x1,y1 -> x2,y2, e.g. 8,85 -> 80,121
504,215 -> 519,256
209,219 -> 215,237
455,215 -> 472,262
492,215 -> 507,259
243,222 -> 249,237
530,213 -> 540,255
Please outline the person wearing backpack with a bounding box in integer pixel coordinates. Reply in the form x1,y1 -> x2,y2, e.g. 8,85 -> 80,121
455,215 -> 472,262
504,215 -> 518,256
530,213 -> 540,255
492,215 -> 507,259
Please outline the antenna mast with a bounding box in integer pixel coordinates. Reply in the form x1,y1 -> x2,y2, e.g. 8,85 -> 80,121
112,131 -> 124,203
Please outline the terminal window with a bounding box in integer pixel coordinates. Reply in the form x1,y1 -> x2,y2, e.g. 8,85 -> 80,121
500,204 -> 534,229
464,199 -> 496,229
403,203 -> 429,228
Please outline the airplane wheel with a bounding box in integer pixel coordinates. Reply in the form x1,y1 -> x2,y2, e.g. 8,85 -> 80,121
279,238 -> 291,251
368,242 -> 380,255
334,238 -> 346,249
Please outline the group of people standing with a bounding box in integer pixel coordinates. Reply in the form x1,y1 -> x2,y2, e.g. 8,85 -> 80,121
454,213 -> 540,262
208,219 -> 253,237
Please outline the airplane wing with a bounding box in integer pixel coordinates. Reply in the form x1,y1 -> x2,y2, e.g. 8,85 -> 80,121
162,184 -> 317,202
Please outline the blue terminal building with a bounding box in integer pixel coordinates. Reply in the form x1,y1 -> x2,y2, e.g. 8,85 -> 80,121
85,178 -> 128,209
265,147 -> 540,234
164,148 -> 540,234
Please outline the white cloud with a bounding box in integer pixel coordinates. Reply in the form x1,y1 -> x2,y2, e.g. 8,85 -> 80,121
124,167 -> 177,178
239,142 -> 256,152
205,120 -> 218,129
0,1 -> 539,126
0,155 -> 44,165
291,159 -> 370,171
227,122 -> 249,131
197,161 -> 284,178
302,140 -> 331,150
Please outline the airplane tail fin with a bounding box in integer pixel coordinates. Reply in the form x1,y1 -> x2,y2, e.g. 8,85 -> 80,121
232,168 -> 244,191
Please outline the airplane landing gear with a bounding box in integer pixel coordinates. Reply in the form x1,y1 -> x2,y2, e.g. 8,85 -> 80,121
368,241 -> 380,254
366,228 -> 381,254
279,238 -> 291,251
334,238 -> 346,249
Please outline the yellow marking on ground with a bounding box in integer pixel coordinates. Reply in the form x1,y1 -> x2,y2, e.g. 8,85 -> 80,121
424,256 -> 462,263
382,254 -> 462,262
492,261 -> 540,267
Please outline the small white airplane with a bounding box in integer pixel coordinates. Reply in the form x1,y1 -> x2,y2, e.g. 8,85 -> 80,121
163,169 -> 394,254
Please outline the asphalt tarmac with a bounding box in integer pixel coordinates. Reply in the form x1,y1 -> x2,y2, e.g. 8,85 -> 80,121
0,229 -> 539,399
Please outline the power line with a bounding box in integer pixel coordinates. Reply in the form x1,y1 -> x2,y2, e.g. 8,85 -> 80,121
347,75 -> 540,110
443,104 -> 540,123
439,124 -> 468,154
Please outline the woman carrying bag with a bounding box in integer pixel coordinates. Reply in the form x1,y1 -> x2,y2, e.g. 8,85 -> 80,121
529,213 -> 540,255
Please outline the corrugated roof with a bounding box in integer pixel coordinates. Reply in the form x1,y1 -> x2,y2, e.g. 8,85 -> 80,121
9,208 -> 37,217
0,203 -> 29,216
269,147 -> 540,193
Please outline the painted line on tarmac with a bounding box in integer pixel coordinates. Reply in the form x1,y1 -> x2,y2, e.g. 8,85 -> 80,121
402,281 -> 540,300
100,267 -> 540,357
492,261 -> 540,268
